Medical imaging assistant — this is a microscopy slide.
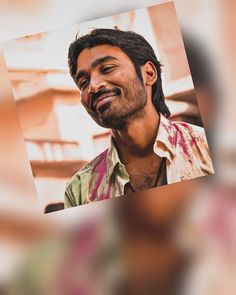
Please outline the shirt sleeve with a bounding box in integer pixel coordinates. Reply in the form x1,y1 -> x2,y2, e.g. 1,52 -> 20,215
198,132 -> 215,175
64,176 -> 81,208
191,126 -> 214,175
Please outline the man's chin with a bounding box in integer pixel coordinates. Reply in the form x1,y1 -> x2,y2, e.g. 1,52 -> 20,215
98,113 -> 127,129
96,100 -> 111,114
96,102 -> 120,128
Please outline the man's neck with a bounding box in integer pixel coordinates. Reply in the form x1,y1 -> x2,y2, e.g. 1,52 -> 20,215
112,103 -> 160,164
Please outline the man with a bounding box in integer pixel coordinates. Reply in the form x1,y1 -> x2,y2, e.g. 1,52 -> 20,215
64,28 -> 214,207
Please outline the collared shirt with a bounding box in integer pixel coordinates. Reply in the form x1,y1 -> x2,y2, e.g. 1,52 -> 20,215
65,115 -> 214,207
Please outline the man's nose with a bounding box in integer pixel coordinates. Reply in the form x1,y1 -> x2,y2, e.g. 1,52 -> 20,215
88,75 -> 106,94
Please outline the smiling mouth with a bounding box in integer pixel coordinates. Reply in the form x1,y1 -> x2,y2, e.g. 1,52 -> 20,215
93,94 -> 117,112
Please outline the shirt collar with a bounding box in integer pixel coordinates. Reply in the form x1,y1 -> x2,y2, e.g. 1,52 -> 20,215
154,114 -> 176,161
105,114 -> 176,180
106,137 -> 128,182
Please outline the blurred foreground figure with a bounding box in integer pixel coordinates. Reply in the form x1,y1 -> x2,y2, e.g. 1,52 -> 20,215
180,182 -> 236,295
9,181 -> 195,295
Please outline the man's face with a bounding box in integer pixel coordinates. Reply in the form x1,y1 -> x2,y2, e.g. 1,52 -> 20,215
75,45 -> 148,129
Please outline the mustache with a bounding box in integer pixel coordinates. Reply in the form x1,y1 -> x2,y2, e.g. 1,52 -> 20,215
89,87 -> 121,111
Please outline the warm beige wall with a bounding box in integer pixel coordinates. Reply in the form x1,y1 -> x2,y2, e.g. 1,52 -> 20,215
148,2 -> 191,82
16,91 -> 61,140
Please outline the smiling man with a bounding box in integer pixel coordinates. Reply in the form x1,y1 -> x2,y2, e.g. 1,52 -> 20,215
64,28 -> 214,207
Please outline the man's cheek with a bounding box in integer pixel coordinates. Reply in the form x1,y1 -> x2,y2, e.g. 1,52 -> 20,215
81,98 -> 89,110
111,70 -> 127,81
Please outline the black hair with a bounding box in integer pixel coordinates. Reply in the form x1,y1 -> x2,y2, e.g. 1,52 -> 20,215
68,28 -> 170,118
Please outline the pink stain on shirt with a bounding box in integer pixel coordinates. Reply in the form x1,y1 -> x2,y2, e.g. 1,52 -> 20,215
161,121 -> 178,147
98,164 -> 114,201
190,136 -> 198,146
174,123 -> 191,157
89,150 -> 109,202
168,133 -> 177,147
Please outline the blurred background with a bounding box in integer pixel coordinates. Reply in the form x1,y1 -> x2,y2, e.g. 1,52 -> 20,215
1,1 -> 204,212
0,0 -> 235,294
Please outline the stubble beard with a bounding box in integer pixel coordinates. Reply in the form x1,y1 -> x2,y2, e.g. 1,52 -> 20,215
96,78 -> 148,130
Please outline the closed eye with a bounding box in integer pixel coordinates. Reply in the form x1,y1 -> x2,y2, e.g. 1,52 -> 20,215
78,78 -> 89,90
101,65 -> 117,74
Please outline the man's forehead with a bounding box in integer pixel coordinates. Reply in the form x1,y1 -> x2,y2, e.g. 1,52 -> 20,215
76,44 -> 129,68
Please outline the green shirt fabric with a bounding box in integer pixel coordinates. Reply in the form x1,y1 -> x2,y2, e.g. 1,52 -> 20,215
65,114 -> 214,207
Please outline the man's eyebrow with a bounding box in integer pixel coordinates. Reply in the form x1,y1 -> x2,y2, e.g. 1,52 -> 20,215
75,56 -> 118,82
91,56 -> 118,68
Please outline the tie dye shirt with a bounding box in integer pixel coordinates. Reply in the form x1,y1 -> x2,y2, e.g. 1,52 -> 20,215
64,115 -> 214,207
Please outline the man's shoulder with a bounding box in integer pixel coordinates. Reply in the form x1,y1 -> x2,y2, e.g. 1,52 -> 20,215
160,115 -> 206,144
64,148 -> 110,207
67,148 -> 109,185
172,120 -> 204,133
168,119 -> 214,176
170,120 -> 206,142
167,119 -> 211,157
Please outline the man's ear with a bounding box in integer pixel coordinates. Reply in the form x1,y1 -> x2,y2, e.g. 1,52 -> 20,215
142,61 -> 158,86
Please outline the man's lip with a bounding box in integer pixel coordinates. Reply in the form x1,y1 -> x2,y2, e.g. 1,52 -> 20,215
92,93 -> 117,111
